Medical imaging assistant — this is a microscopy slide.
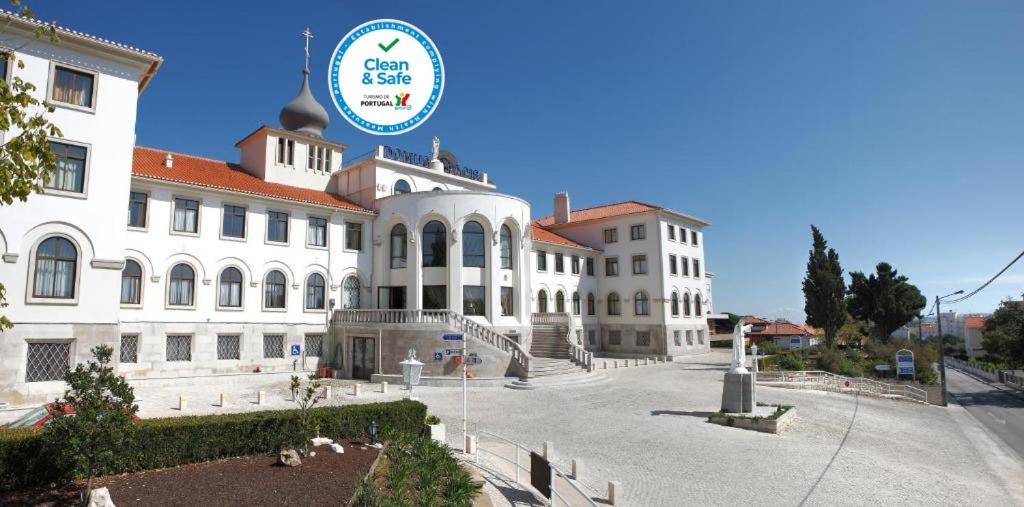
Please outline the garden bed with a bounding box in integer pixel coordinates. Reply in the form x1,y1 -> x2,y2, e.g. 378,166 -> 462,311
1,441 -> 380,506
708,404 -> 795,434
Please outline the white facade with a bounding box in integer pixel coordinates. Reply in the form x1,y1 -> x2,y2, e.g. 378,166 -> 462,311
0,18 -> 714,404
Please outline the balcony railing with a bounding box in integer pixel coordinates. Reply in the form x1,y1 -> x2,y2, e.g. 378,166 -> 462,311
380,146 -> 486,183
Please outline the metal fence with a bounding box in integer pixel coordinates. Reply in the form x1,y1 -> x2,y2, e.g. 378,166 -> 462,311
757,370 -> 929,404
946,357 -> 1024,392
474,430 -> 599,506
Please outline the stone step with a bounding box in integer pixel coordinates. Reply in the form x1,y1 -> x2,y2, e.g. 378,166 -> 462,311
505,371 -> 607,390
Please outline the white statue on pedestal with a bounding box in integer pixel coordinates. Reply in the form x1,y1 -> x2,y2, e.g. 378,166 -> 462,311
730,318 -> 753,374
431,136 -> 440,161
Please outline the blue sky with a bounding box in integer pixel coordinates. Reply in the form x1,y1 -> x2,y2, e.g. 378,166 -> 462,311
37,0 -> 1024,319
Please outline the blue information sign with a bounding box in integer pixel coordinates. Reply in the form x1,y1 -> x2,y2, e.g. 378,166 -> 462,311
290,344 -> 301,356
433,352 -> 443,361
443,334 -> 464,341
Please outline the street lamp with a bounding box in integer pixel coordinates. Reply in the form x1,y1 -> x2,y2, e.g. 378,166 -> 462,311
936,289 -> 964,407
399,348 -> 424,401
367,419 -> 380,447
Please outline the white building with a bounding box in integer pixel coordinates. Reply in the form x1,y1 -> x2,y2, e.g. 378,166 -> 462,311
0,16 -> 713,404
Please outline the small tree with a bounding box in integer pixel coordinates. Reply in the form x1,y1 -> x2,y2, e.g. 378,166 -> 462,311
290,373 -> 323,455
982,299 -> 1024,368
847,262 -> 926,343
802,225 -> 847,348
45,345 -> 136,505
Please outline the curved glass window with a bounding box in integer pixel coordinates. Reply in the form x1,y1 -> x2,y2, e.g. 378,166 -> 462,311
168,263 -> 195,306
33,237 -> 77,299
306,273 -> 326,310
393,179 -> 411,195
683,293 -> 692,317
555,291 -> 565,313
218,267 -> 243,308
538,290 -> 548,313
670,292 -> 680,317
607,293 -> 621,316
264,270 -> 286,309
342,276 -> 361,309
121,259 -> 142,304
462,221 -> 485,268
390,224 -> 407,269
500,225 -> 513,269
695,294 -> 703,317
572,291 -> 581,315
422,221 -> 447,267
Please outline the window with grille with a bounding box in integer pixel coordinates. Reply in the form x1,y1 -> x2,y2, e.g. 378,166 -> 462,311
263,334 -> 284,358
305,334 -> 324,357
120,335 -> 138,363
217,334 -> 240,360
166,335 -> 192,361
25,342 -> 71,382
636,331 -> 651,347
608,330 -> 622,345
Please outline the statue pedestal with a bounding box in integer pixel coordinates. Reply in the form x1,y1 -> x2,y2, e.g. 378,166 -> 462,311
721,371 -> 756,413
429,159 -> 444,172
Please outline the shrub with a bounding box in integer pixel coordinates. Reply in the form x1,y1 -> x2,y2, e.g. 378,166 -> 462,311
755,341 -> 783,355
816,349 -> 864,377
917,367 -> 938,385
424,415 -> 441,425
0,400 -> 426,492
779,353 -> 805,371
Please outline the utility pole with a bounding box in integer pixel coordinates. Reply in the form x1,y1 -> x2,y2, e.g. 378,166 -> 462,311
936,290 -> 965,407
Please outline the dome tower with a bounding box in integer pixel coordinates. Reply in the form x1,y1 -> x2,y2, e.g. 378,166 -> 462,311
279,28 -> 330,137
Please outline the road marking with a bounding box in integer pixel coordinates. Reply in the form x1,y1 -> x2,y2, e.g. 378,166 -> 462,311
986,411 -> 1007,425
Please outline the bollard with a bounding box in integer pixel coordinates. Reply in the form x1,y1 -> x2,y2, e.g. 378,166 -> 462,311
322,386 -> 332,400
178,395 -> 187,411
608,481 -> 623,506
381,381 -> 388,394
219,393 -> 228,408
603,361 -> 608,370
645,358 -> 650,366
543,441 -> 554,461
465,434 -> 478,455
634,358 -> 639,367
572,458 -> 582,480
352,384 -> 361,397
257,391 -> 265,405
623,359 -> 629,368
614,360 -> 619,368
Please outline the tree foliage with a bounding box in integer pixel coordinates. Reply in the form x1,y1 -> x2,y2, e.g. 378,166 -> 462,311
802,225 -> 847,348
290,373 -> 323,455
981,299 -> 1024,368
847,262 -> 926,343
44,345 -> 137,503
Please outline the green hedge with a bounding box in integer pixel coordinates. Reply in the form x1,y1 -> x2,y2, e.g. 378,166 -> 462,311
0,400 -> 425,492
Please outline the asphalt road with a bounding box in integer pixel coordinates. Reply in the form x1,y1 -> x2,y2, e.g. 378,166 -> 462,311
946,366 -> 1024,460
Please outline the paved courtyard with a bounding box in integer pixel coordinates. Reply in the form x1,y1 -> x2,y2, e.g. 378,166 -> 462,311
3,351 -> 1020,506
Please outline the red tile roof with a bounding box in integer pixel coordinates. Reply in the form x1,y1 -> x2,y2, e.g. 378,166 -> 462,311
963,316 -> 988,330
132,147 -> 370,213
746,321 -> 818,337
534,200 -> 710,228
530,223 -> 593,250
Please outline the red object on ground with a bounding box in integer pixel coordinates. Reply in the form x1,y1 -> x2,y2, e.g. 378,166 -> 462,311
2,403 -> 139,429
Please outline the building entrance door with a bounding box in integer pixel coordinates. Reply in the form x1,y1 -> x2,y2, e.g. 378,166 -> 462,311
352,337 -> 375,380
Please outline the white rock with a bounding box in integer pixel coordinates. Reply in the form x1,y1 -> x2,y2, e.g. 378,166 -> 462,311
311,437 -> 334,447
309,451 -> 316,457
88,487 -> 115,507
329,443 -> 345,453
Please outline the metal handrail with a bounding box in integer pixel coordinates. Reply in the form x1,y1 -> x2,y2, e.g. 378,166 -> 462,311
476,430 -> 598,507
335,309 -> 533,377
757,370 -> 928,404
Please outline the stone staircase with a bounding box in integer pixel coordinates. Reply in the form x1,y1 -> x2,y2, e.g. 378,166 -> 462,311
530,324 -> 572,360
505,322 -> 589,389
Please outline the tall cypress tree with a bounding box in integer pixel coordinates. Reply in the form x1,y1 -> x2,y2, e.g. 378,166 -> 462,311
802,226 -> 847,348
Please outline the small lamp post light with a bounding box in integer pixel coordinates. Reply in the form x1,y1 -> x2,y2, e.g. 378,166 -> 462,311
750,344 -> 758,374
368,418 -> 380,447
400,348 -> 424,401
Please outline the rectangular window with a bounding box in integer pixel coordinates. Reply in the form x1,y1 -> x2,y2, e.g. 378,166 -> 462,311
605,257 -> 619,277
632,254 -> 648,275
423,285 -> 447,310
537,250 -> 547,271
222,205 -> 246,238
463,285 -> 486,316
217,334 -> 240,360
500,286 -> 514,316
588,330 -> 596,345
378,286 -> 407,309
120,335 -> 138,363
277,138 -> 295,165
693,258 -> 701,278
128,192 -> 147,228
25,341 -> 71,382
263,334 -> 284,359
691,231 -> 699,245
308,145 -> 330,172
698,330 -> 705,345
571,255 -> 580,275
668,224 -> 676,240
166,335 -> 192,362
172,198 -> 199,233
51,65 -> 95,108
305,334 -> 324,357
603,228 -> 618,244
681,256 -> 690,277
307,216 -> 327,247
674,330 -> 682,346
46,141 -> 87,193
0,53 -> 7,81
669,255 -> 678,275
267,211 -> 289,243
630,224 -> 646,241
636,331 -> 651,347
555,253 -> 564,273
608,330 -> 622,346
586,257 -> 594,276
686,330 -> 694,346
346,222 -> 362,251
680,228 -> 688,244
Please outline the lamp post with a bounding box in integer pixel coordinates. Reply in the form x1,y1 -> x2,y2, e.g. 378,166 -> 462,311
400,348 -> 424,401
935,290 -> 964,407
368,419 -> 379,447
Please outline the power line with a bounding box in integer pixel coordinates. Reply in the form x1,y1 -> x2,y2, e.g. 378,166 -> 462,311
945,249 -> 1024,304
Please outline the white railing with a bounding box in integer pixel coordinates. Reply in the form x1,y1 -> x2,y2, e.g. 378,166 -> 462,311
475,430 -> 599,507
946,357 -> 1024,392
334,309 -> 532,378
532,312 -> 593,371
757,370 -> 929,404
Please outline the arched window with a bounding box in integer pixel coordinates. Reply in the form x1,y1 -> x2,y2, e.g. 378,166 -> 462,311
500,225 -> 513,269
422,220 -> 447,267
670,292 -> 680,317
390,224 -> 407,269
218,267 -> 243,308
555,290 -> 565,313
634,291 -> 650,316
264,270 -> 286,309
342,276 -> 360,309
33,237 -> 77,299
168,263 -> 195,306
695,294 -> 703,317
432,187 -> 443,192
572,291 -> 581,315
683,293 -> 692,317
462,221 -> 485,268
121,259 -> 142,304
607,292 -> 621,316
587,292 -> 595,315
305,273 -> 326,310
393,179 -> 411,195
538,290 -> 548,313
